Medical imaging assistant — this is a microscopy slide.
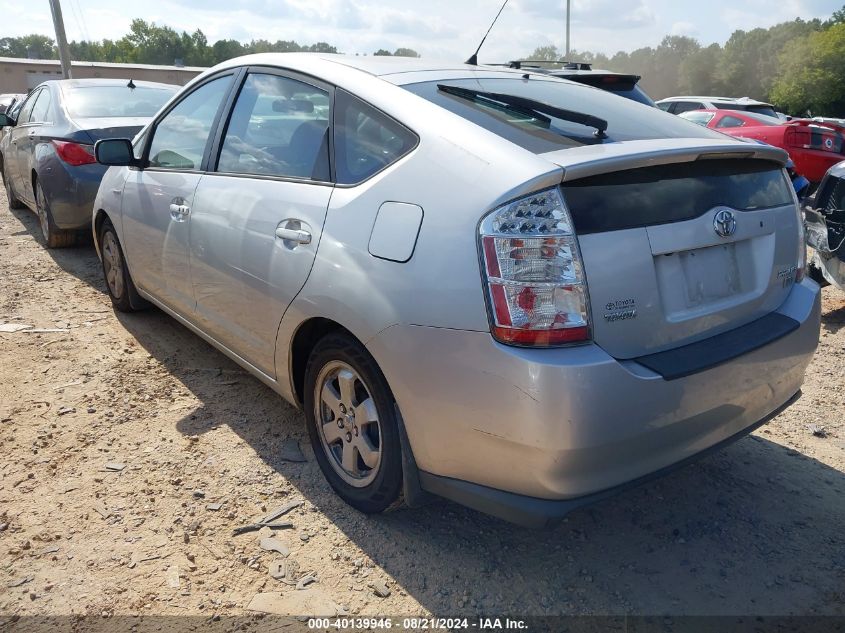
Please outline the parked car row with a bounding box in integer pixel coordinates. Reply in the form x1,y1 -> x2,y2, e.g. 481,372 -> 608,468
0,79 -> 178,246
678,109 -> 845,184
0,55 -> 823,527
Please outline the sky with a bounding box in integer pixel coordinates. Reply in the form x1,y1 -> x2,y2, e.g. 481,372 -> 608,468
1,0 -> 842,62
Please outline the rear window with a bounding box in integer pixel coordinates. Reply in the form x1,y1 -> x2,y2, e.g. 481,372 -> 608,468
561,159 -> 793,234
714,102 -> 778,118
64,86 -> 175,119
403,78 -> 722,153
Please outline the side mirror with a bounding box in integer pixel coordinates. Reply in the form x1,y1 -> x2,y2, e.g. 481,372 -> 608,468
95,138 -> 137,167
0,113 -> 12,128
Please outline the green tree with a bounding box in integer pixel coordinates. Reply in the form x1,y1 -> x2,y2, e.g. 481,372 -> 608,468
0,34 -> 56,59
771,22 -> 845,115
374,49 -> 392,56
528,45 -> 560,61
393,47 -> 420,57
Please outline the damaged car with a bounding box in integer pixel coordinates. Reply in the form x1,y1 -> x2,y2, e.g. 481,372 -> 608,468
806,161 -> 845,291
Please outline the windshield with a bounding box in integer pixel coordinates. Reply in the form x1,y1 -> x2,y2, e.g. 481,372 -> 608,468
403,77 -> 721,153
64,85 -> 176,119
679,111 -> 716,126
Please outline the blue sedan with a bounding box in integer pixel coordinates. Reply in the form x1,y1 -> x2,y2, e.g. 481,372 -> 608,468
0,78 -> 177,247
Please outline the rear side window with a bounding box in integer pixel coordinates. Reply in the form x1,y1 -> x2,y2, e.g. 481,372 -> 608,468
671,101 -> 705,114
334,89 -> 417,185
716,115 -> 746,128
217,73 -> 330,180
747,105 -> 778,118
64,86 -> 174,118
29,89 -> 52,123
403,78 -> 721,153
147,76 -> 232,170
562,159 -> 793,234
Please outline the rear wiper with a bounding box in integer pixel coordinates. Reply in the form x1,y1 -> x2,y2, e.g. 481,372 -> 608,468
437,84 -> 608,139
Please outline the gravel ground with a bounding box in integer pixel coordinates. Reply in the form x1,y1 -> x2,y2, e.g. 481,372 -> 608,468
1,187 -> 844,622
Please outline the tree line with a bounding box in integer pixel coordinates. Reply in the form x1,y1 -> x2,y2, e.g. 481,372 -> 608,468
0,19 -> 420,70
3,8 -> 845,115
530,6 -> 845,116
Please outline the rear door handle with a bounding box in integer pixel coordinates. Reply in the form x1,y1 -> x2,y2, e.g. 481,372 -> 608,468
274,227 -> 311,244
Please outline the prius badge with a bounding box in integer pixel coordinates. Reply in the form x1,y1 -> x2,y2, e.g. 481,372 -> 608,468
713,207 -> 737,238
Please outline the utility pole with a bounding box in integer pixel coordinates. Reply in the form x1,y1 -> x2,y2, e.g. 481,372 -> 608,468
48,0 -> 73,79
565,0 -> 571,59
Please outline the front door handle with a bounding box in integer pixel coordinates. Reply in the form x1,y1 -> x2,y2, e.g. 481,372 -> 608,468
169,203 -> 190,221
274,227 -> 311,244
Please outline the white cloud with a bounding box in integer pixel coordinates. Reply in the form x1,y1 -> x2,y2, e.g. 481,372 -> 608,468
670,21 -> 698,37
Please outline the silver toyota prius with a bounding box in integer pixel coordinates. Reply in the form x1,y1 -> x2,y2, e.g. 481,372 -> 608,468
91,54 -> 821,527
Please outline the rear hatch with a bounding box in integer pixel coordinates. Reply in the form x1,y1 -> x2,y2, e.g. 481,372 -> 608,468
543,139 -> 799,359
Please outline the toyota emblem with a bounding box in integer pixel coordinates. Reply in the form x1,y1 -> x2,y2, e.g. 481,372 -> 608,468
713,208 -> 737,238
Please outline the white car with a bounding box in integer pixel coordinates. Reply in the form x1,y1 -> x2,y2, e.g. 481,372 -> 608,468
90,54 -> 820,527
656,96 -> 778,118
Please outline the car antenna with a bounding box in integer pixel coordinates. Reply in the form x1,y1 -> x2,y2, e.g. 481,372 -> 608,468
127,78 -> 136,89
466,0 -> 510,66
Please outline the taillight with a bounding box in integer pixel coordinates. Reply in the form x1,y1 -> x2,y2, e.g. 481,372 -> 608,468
789,169 -> 807,283
52,140 -> 96,166
785,126 -> 843,153
479,188 -> 591,346
784,127 -> 812,149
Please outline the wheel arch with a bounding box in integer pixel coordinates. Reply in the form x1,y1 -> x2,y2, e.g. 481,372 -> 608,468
289,317 -> 359,407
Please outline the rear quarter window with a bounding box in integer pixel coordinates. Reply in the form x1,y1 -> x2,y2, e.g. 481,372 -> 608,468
403,78 -> 721,153
334,89 -> 418,185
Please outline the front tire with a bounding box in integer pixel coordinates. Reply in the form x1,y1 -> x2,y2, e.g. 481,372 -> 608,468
304,333 -> 403,513
98,218 -> 148,312
35,179 -> 76,248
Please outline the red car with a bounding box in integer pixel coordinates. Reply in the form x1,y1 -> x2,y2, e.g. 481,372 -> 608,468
679,108 -> 845,183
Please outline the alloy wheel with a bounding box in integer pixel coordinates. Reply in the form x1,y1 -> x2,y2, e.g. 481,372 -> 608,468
313,360 -> 382,488
102,231 -> 125,299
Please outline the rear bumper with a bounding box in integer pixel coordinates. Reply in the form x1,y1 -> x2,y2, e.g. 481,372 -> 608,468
39,157 -> 106,230
419,390 -> 801,528
367,279 -> 821,522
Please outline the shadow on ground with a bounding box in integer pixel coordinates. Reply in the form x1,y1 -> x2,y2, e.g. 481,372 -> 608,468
6,192 -> 845,616
5,201 -> 104,292
96,302 -> 845,617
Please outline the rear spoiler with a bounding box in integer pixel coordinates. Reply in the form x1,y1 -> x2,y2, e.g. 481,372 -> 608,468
541,138 -> 789,182
789,118 -> 845,135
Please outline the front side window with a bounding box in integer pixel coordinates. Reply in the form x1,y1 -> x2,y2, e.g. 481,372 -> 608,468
334,89 -> 417,184
29,89 -> 52,123
716,115 -> 746,129
217,73 -> 330,180
147,75 -> 232,170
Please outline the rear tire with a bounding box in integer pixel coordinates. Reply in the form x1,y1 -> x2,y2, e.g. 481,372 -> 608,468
35,179 -> 76,248
1,159 -> 24,210
98,218 -> 148,312
304,333 -> 403,514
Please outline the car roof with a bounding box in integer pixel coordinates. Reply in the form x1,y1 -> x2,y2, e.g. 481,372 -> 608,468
209,52 -> 531,81
42,78 -> 178,90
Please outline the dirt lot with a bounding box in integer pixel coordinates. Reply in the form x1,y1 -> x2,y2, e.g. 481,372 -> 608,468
1,187 -> 844,622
